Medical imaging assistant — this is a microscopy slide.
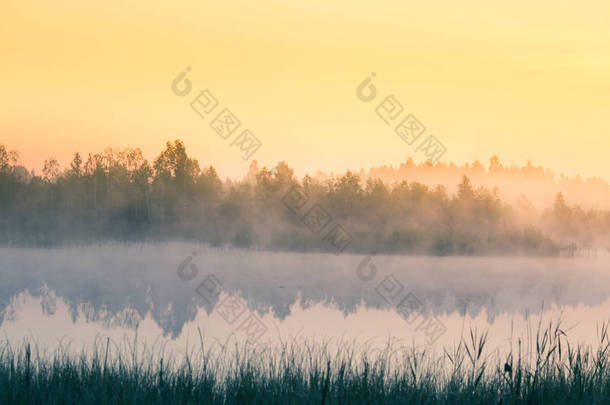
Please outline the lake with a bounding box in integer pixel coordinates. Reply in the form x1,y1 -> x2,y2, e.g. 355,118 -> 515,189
2,243 -> 609,361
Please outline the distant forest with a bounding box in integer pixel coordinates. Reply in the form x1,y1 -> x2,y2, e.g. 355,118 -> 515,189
1,140 -> 609,256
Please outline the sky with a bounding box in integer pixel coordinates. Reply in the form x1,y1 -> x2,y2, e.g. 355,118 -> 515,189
1,0 -> 610,180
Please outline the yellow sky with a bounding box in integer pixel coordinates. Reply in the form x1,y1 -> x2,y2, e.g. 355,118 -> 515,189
1,0 -> 609,180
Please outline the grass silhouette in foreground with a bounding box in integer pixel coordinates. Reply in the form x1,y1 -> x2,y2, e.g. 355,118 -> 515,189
2,321 -> 610,404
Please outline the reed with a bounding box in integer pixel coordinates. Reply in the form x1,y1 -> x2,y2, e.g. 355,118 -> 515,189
2,322 -> 610,404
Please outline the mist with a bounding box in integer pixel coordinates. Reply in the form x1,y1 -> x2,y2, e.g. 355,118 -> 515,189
1,141 -> 608,256
2,243 -> 609,337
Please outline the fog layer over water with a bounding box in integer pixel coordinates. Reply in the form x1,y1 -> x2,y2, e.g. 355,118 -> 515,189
1,244 -> 609,353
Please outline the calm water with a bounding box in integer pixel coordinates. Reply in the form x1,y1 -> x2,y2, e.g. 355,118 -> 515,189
1,244 -> 609,358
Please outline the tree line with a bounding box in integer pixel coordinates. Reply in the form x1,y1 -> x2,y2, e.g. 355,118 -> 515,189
1,140 -> 608,255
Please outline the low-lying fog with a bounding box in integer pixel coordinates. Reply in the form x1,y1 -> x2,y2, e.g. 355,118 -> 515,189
1,243 -> 609,353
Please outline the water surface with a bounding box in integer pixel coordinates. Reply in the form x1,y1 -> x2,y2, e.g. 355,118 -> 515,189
1,244 -> 609,357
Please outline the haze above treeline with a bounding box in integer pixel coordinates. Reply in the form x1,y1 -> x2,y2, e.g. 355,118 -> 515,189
1,140 -> 608,255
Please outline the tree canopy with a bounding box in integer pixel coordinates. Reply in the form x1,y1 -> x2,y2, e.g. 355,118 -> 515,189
0,140 -> 607,256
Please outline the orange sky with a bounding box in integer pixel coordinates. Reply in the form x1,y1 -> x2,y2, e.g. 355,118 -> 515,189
1,0 -> 610,180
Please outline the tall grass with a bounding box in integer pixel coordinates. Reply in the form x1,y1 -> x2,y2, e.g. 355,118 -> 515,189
2,321 -> 610,404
